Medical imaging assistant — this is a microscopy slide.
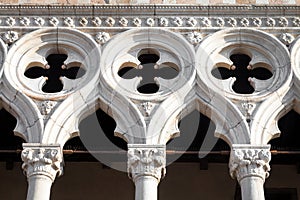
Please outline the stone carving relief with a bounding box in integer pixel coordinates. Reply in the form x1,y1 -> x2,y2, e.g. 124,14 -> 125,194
293,17 -> 300,27
229,145 -> 271,182
34,17 -> 45,26
21,144 -> 63,181
20,17 -> 30,26
187,17 -> 197,27
95,32 -> 110,44
279,33 -> 295,45
64,17 -> 74,27
105,17 -> 115,27
266,17 -> 276,27
92,17 -> 102,26
140,101 -> 156,117
146,18 -> 155,27
240,18 -> 249,27
49,17 -> 59,26
186,31 -> 202,45
133,17 -> 142,27
128,144 -> 166,181
2,31 -> 18,44
38,100 -> 58,116
119,17 -> 128,27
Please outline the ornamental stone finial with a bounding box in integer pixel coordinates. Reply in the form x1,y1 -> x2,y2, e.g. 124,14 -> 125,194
21,144 -> 63,182
128,144 -> 166,182
229,145 -> 271,183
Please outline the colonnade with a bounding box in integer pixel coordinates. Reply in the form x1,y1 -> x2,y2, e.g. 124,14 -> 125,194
20,143 -> 271,200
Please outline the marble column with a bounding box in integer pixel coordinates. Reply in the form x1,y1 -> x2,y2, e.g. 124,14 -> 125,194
21,143 -> 63,200
127,144 -> 166,200
229,145 -> 271,200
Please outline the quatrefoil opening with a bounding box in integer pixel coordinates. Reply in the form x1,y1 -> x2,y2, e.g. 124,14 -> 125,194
24,54 -> 86,93
211,53 -> 273,94
118,48 -> 179,94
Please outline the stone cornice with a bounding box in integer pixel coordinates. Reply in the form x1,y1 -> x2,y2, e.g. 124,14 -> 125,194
0,5 -> 299,16
0,5 -> 299,32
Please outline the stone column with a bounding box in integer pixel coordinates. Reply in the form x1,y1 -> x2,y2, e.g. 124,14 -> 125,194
128,144 -> 166,200
21,143 -> 63,200
229,145 -> 271,200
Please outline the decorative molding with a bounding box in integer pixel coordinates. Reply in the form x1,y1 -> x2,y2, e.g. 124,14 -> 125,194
0,16 -> 300,29
21,144 -> 63,182
229,145 -> 271,182
128,144 -> 166,182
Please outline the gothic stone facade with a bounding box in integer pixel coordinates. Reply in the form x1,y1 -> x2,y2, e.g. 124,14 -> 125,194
0,4 -> 299,200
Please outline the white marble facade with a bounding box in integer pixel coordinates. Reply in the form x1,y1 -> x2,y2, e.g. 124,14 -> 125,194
0,4 -> 299,200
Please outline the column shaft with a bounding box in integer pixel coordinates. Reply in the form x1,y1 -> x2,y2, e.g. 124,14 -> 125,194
135,176 -> 159,200
27,175 -> 53,200
240,176 -> 265,200
229,145 -> 271,200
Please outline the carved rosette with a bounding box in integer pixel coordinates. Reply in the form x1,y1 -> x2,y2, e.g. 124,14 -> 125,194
21,144 -> 63,182
229,145 -> 271,183
128,144 -> 166,182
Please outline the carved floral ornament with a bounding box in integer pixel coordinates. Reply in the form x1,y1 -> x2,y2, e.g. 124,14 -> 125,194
21,144 -> 63,181
128,144 -> 166,181
229,145 -> 271,182
0,16 -> 300,28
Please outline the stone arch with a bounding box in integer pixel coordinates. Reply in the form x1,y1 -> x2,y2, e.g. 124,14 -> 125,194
3,28 -> 101,144
99,28 -> 196,144
153,88 -> 250,146
196,28 -> 292,145
252,33 -> 300,144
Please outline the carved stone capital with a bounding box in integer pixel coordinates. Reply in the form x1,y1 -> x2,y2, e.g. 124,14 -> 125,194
229,145 -> 271,183
128,144 -> 166,182
21,144 -> 63,182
